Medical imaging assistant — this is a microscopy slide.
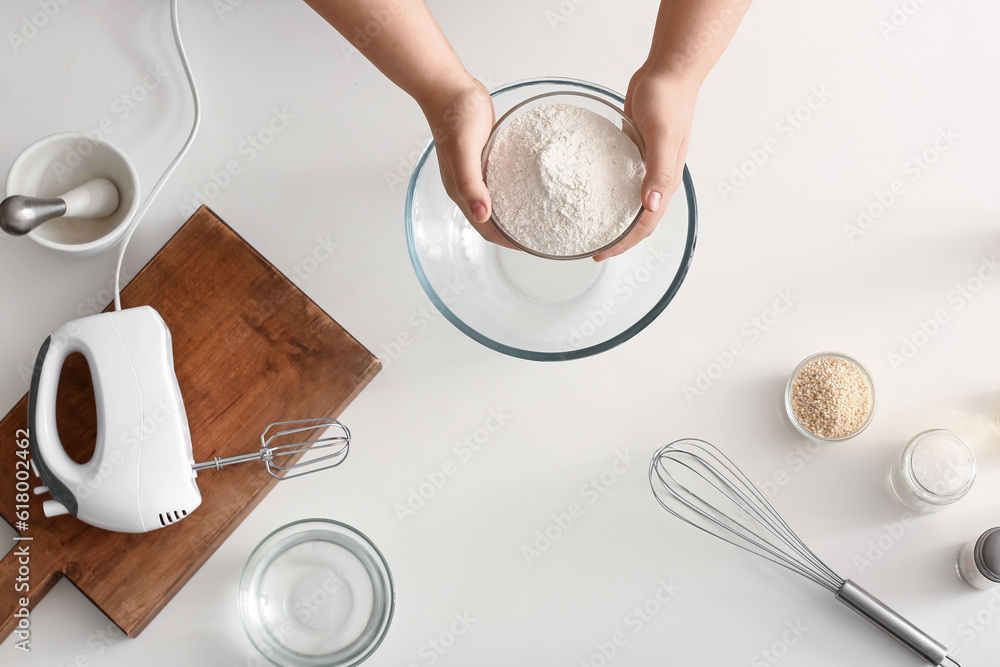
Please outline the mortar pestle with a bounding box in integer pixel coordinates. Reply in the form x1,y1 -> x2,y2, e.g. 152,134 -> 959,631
4,132 -> 140,256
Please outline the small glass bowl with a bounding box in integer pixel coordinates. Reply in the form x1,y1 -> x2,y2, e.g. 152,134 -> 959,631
239,519 -> 394,667
784,352 -> 877,442
481,91 -> 645,260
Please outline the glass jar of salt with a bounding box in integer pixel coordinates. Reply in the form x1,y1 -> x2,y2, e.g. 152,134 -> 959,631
889,429 -> 976,512
957,527 -> 1000,589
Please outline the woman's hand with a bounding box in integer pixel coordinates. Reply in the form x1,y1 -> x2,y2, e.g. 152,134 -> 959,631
301,1 -> 511,246
594,66 -> 699,261
594,0 -> 749,261
420,75 -> 513,247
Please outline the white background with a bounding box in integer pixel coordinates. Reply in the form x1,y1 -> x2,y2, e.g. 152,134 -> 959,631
2,0 -> 1000,665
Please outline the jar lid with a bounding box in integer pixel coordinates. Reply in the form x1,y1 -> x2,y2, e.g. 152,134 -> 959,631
975,527 -> 1000,583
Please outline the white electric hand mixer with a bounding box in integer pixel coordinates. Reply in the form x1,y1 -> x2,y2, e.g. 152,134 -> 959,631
9,1 -> 350,535
650,439 -> 961,667
29,307 -> 351,533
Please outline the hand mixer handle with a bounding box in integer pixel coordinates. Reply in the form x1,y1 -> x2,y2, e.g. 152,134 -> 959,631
836,579 -> 951,666
29,312 -> 143,521
28,336 -> 77,516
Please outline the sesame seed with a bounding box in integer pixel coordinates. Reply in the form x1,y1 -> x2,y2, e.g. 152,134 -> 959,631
790,356 -> 872,439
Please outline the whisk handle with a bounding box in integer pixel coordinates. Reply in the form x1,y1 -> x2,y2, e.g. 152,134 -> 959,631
836,580 -> 950,666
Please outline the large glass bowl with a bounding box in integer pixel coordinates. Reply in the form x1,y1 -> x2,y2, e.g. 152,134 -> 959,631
405,78 -> 697,361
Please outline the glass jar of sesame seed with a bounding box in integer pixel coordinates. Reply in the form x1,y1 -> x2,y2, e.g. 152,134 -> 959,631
784,352 -> 877,441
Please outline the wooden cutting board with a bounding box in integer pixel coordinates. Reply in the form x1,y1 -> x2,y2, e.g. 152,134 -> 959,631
0,207 -> 380,642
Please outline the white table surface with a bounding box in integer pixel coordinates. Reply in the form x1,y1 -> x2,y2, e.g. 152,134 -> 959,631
2,0 -> 1000,665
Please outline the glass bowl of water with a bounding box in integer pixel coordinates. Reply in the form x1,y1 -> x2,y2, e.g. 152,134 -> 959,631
239,519 -> 394,667
405,78 -> 698,361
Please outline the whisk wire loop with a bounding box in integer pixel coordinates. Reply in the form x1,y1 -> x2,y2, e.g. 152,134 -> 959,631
194,418 -> 350,480
650,439 -> 842,593
649,438 -> 958,667
654,460 -> 836,592
260,418 -> 351,479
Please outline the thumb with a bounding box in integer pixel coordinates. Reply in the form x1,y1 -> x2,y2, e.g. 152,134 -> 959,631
640,134 -> 683,216
447,143 -> 492,224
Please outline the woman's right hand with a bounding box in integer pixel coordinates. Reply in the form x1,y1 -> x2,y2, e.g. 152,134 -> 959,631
420,75 -> 513,248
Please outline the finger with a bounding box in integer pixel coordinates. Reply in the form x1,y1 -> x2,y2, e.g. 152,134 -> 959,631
445,128 -> 492,222
464,199 -> 516,248
592,206 -> 658,261
593,140 -> 686,262
641,128 -> 685,222
447,140 -> 523,248
438,168 -> 511,251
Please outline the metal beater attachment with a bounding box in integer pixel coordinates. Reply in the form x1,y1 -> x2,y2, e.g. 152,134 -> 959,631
649,439 -> 961,667
194,418 -> 350,480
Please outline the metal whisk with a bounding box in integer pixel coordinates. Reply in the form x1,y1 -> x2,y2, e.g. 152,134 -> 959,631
649,439 -> 961,667
194,418 -> 350,480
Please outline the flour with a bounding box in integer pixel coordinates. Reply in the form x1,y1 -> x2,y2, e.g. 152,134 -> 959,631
485,104 -> 645,257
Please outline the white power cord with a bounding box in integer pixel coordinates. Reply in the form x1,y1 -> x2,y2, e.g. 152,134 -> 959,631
113,0 -> 201,311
